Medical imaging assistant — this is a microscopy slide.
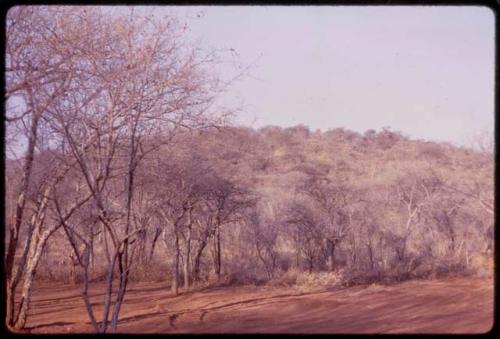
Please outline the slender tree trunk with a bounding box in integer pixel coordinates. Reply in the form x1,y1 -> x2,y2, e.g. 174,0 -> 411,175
99,249 -> 118,333
103,224 -> 111,265
367,243 -> 374,270
15,247 -> 43,330
138,231 -> 146,266
5,112 -> 40,329
70,252 -> 78,285
327,239 -> 336,271
14,225 -> 54,330
148,228 -> 161,263
81,250 -> 99,333
5,113 -> 40,282
6,219 -> 34,330
172,230 -> 180,295
110,252 -> 128,332
110,155 -> 136,333
11,180 -> 55,330
449,231 -> 456,254
90,234 -> 95,274
350,235 -> 357,266
183,226 -> 192,289
192,239 -> 208,282
214,224 -> 221,279
256,243 -> 272,280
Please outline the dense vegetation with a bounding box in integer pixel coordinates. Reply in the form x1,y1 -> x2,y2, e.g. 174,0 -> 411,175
7,125 -> 493,287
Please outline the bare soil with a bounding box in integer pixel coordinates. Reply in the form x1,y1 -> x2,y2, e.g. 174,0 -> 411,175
19,277 -> 493,334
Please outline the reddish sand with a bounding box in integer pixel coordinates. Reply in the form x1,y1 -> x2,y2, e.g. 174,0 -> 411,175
18,277 -> 493,334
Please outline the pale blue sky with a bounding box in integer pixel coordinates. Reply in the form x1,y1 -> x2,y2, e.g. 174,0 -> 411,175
6,5 -> 495,156
166,5 -> 494,146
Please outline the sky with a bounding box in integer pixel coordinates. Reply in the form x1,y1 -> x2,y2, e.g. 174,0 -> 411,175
164,5 -> 495,147
5,5 -> 495,158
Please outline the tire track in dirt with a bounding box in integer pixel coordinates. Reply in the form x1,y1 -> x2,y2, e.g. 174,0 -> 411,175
24,277 -> 493,334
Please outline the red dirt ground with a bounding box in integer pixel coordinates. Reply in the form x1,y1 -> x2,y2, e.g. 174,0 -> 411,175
18,276 -> 493,334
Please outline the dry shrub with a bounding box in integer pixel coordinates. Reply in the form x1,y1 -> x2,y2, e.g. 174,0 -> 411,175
295,270 -> 344,289
470,252 -> 494,278
268,267 -> 301,286
269,268 -> 344,290
341,268 -> 383,286
207,271 -> 219,285
363,282 -> 386,292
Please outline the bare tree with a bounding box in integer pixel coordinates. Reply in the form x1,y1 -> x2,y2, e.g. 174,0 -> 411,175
246,211 -> 278,279
5,7 -> 78,329
5,6 -> 233,332
285,200 -> 324,273
297,171 -> 356,271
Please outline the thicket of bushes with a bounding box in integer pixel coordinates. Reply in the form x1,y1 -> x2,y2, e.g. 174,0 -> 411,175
24,125 -> 493,290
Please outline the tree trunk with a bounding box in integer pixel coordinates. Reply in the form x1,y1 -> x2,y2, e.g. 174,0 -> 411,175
15,254 -> 40,330
367,243 -> 374,270
103,223 -> 111,265
6,220 -> 34,330
308,256 -> 314,273
99,249 -> 118,333
70,253 -> 78,285
192,238 -> 208,282
81,255 -> 99,333
149,228 -> 161,263
109,154 -> 137,333
327,239 -> 336,271
5,112 -> 40,328
14,226 -> 52,330
183,226 -> 192,289
256,243 -> 272,280
90,235 -> 95,274
11,180 -> 54,330
172,230 -> 180,295
5,113 -> 40,284
110,251 -> 128,332
214,224 -> 221,279
295,249 -> 300,268
137,232 -> 144,266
